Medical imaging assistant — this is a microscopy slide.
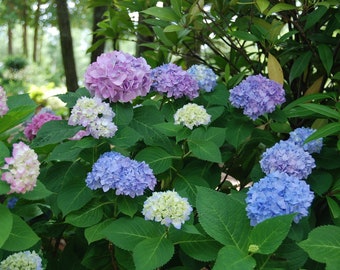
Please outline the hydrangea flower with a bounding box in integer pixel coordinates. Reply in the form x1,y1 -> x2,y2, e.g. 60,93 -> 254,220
24,112 -> 62,140
86,151 -> 157,197
260,140 -> 315,179
68,96 -> 117,139
229,74 -> 286,120
142,190 -> 193,229
0,250 -> 43,270
0,85 -> 9,117
7,197 -> 18,209
84,51 -> 152,103
287,127 -> 323,154
246,172 -> 314,226
187,64 -> 217,92
1,142 -> 40,194
174,103 -> 211,129
151,63 -> 199,100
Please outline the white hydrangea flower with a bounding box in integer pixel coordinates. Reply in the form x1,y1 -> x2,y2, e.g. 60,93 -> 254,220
0,250 -> 43,270
174,103 -> 211,129
142,190 -> 193,229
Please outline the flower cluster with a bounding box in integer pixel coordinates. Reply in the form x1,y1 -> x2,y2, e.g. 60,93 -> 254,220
85,151 -> 157,197
1,142 -> 40,194
84,51 -> 152,103
151,63 -> 199,100
187,64 -> 217,92
0,250 -> 43,270
0,85 -> 9,117
142,190 -> 193,229
246,172 -> 314,226
68,96 -> 117,139
174,103 -> 211,129
260,140 -> 315,179
287,127 -> 323,154
229,74 -> 286,120
24,112 -> 62,140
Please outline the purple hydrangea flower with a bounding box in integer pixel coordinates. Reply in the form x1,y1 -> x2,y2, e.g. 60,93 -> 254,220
0,86 -> 9,117
86,151 -> 157,197
246,172 -> 314,226
260,140 -> 316,179
84,51 -> 152,103
24,112 -> 62,140
229,74 -> 286,120
287,127 -> 323,154
151,63 -> 199,100
187,64 -> 217,92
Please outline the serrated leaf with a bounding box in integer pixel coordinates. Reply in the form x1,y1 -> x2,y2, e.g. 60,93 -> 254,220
299,225 -> 340,268
135,146 -> 173,174
249,214 -> 294,254
85,219 -> 114,244
102,217 -> 164,251
133,235 -> 174,270
225,120 -> 253,149
117,196 -> 138,217
268,53 -> 284,85
188,139 -> 222,163
0,205 -> 13,248
196,187 -> 251,251
109,126 -> 142,148
112,102 -> 133,126
213,246 -> 256,270
0,181 -> 10,195
21,181 -> 53,200
1,214 -> 39,251
65,203 -> 103,227
190,127 -> 226,147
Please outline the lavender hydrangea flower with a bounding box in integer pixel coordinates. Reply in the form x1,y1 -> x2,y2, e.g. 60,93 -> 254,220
174,103 -> 211,129
0,250 -> 43,270
151,63 -> 199,100
287,127 -> 323,154
24,112 -> 62,140
142,190 -> 193,229
1,142 -> 40,194
260,140 -> 315,179
246,172 -> 314,226
229,74 -> 286,120
187,64 -> 217,92
0,86 -> 9,117
86,151 -> 157,197
84,51 -> 152,103
68,96 -> 117,139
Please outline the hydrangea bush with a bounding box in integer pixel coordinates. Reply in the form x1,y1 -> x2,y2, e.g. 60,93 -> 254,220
0,2 -> 340,269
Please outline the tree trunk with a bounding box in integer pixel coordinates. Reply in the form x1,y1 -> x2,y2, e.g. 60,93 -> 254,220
22,0 -> 28,57
55,0 -> 79,92
33,0 -> 41,62
7,22 -> 13,55
90,6 -> 107,63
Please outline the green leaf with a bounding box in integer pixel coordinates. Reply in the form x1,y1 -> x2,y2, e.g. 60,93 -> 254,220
283,93 -> 333,112
108,126 -> 142,149
317,44 -> 333,74
289,51 -> 312,83
0,205 -> 13,248
135,146 -> 173,174
21,181 -> 53,200
188,139 -> 222,163
213,246 -> 256,270
164,24 -> 184,32
299,225 -> 340,268
190,127 -> 226,147
0,141 -> 10,167
305,122 -> 340,142
0,105 -> 36,134
230,31 -> 259,41
85,219 -> 114,244
31,120 -> 82,148
203,83 -> 229,106
249,214 -> 294,254
0,181 -> 10,195
142,6 -> 180,21
102,217 -> 164,251
153,122 -> 182,136
196,187 -> 251,251
152,26 -> 174,46
47,140 -> 83,162
225,120 -> 253,149
1,214 -> 39,251
326,196 -> 340,219
304,6 -> 327,30
299,103 -> 340,120
133,235 -> 174,270
65,203 -> 104,227
112,102 -> 133,126
256,0 -> 270,13
267,3 -> 296,16
117,196 -> 138,217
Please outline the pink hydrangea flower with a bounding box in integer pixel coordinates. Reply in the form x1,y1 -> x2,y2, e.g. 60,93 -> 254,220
0,86 -> 9,117
24,112 -> 62,140
1,142 -> 40,194
84,51 -> 152,103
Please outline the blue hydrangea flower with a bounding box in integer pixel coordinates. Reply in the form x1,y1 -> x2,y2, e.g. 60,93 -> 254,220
229,74 -> 286,120
85,151 -> 157,197
287,127 -> 323,154
246,172 -> 314,226
151,63 -> 199,100
7,197 -> 18,209
260,140 -> 315,179
187,64 -> 217,92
